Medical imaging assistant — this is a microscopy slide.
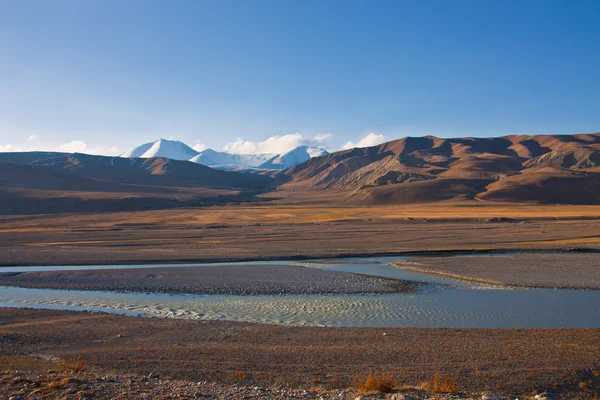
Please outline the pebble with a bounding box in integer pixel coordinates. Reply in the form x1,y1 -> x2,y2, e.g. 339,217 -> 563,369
482,394 -> 500,400
388,394 -> 419,400
148,371 -> 160,379
534,393 -> 556,400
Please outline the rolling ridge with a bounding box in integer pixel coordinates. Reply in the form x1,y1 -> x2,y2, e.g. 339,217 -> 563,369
284,132 -> 600,204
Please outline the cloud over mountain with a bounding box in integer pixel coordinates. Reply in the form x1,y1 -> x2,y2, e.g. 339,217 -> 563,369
60,140 -> 120,155
192,143 -> 207,152
1,136 -> 119,155
60,140 -> 88,153
342,133 -> 388,150
223,133 -> 332,155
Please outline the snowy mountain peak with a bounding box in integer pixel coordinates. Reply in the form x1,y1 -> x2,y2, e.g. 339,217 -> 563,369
259,146 -> 329,170
189,149 -> 274,168
120,141 -> 154,158
121,139 -> 199,161
122,140 -> 328,170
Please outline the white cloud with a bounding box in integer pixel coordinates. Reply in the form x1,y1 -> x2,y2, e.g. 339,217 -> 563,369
27,135 -> 40,142
0,144 -> 16,152
96,145 -> 120,155
58,140 -> 120,155
223,133 -> 332,155
60,140 -> 87,153
314,133 -> 332,144
342,133 -> 387,150
193,143 -> 207,152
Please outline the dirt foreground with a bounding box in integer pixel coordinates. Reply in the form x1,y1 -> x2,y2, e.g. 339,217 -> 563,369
1,308 -> 599,399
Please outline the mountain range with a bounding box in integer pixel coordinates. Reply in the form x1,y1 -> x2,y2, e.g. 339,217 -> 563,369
1,132 -> 599,214
285,132 -> 600,204
0,151 -> 278,214
120,139 -> 328,170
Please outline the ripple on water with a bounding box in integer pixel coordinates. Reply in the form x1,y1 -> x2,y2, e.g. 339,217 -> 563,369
1,286 -> 599,328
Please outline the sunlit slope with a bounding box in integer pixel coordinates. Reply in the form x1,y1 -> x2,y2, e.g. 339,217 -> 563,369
285,133 -> 600,204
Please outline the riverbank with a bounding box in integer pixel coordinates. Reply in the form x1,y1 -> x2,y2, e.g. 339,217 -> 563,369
391,253 -> 600,290
0,308 -> 598,399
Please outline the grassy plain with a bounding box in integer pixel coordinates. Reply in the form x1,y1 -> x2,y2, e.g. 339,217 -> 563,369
1,201 -> 599,266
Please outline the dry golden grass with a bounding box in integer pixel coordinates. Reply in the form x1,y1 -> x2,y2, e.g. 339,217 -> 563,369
420,373 -> 458,394
309,385 -> 324,392
354,372 -> 396,393
58,356 -> 86,373
227,371 -> 249,381
2,201 -> 600,266
45,377 -> 73,390
579,380 -> 593,389
3,202 -> 600,232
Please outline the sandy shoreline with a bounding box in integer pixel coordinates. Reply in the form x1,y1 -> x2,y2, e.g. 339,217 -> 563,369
1,308 -> 598,399
0,263 -> 420,295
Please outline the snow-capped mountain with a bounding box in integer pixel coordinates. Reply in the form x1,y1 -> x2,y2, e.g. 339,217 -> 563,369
121,139 -> 328,170
189,149 -> 274,167
119,141 -> 155,158
259,146 -> 329,169
120,139 -> 199,161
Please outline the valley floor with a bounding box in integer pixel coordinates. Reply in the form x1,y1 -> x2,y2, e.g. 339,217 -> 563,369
1,203 -> 600,266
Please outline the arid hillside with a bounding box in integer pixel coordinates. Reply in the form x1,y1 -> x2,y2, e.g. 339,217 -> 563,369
0,153 -> 278,214
284,133 -> 600,204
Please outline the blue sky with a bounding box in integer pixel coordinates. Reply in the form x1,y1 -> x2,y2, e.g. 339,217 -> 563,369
1,0 -> 599,155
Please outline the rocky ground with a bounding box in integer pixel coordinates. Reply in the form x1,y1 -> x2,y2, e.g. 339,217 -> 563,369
0,309 -> 598,399
1,370 -> 355,400
392,253 -> 600,289
0,264 -> 419,295
0,370 -> 581,400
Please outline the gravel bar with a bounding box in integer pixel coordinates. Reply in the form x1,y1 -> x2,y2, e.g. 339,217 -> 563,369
392,252 -> 600,289
0,263 -> 419,295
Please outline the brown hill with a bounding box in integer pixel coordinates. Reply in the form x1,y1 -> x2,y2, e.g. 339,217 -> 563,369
284,132 -> 600,204
0,153 -> 278,214
23,153 -> 274,189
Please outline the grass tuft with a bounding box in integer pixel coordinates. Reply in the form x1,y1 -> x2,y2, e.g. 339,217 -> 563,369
421,373 -> 457,394
58,356 -> 87,373
46,377 -> 73,390
354,372 -> 396,393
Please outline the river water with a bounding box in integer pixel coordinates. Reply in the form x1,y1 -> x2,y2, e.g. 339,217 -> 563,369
0,257 -> 598,328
